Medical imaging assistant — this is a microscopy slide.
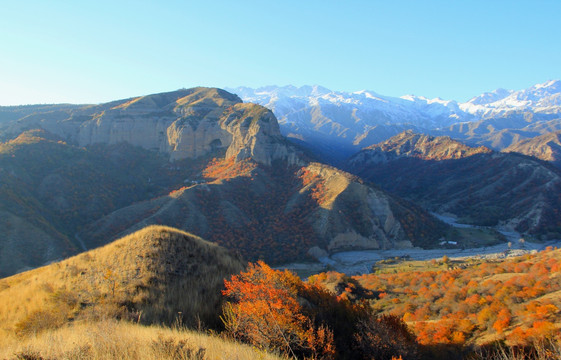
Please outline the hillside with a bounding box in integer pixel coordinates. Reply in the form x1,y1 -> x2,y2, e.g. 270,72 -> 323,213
0,225 -> 245,336
80,159 -> 447,264
504,130 -> 561,168
0,129 -> 206,276
0,225 -> 287,360
309,247 -> 561,350
0,88 -> 450,276
348,131 -> 561,237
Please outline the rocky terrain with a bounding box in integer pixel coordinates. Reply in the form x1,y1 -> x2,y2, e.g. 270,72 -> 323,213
348,131 -> 561,237
0,88 -> 447,277
503,130 -> 561,168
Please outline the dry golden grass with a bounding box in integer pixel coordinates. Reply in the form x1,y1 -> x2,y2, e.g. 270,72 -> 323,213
0,225 -> 245,338
0,319 -> 284,360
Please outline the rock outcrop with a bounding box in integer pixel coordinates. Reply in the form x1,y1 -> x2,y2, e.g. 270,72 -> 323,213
5,88 -> 301,166
503,130 -> 561,168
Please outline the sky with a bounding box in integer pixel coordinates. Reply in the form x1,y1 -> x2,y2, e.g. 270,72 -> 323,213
1,0 -> 560,105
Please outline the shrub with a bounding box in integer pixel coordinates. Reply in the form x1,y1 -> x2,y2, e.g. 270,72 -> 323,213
222,261 -> 335,359
151,335 -> 206,360
15,307 -> 68,337
223,261 -> 420,360
353,315 -> 419,360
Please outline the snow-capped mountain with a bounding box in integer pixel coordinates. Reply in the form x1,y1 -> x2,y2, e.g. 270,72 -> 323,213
465,88 -> 513,106
229,85 -> 468,130
226,80 -> 561,164
460,80 -> 561,117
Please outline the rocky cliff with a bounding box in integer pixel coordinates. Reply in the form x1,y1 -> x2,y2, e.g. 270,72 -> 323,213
0,89 -> 450,276
5,88 -> 300,165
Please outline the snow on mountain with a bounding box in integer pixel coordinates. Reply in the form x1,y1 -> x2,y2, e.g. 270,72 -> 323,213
226,80 -> 561,162
230,80 -> 561,125
460,80 -> 561,117
466,88 -> 513,106
226,85 -> 467,130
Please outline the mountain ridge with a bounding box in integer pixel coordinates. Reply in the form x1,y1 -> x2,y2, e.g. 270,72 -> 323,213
226,80 -> 561,164
348,131 -> 561,236
0,88 -> 448,277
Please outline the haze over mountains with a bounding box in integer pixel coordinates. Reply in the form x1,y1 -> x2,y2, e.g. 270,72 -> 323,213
0,88 -> 446,277
228,80 -> 561,164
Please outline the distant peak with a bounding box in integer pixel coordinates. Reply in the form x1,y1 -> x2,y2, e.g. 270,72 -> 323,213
467,88 -> 513,105
535,79 -> 560,89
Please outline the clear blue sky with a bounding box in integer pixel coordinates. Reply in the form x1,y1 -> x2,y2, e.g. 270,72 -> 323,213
1,0 -> 560,105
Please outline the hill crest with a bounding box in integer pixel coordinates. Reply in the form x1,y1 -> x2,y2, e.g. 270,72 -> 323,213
360,130 -> 492,162
0,225 -> 245,334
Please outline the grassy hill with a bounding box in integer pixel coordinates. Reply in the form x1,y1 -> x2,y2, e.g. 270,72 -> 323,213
0,225 -> 245,339
0,225 -> 300,360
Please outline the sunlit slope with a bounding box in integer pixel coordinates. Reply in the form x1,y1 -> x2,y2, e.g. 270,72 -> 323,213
0,225 -> 245,338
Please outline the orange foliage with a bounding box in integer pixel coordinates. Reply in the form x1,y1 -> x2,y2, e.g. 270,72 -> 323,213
322,248 -> 561,348
224,262 -> 420,359
222,261 -> 336,359
202,157 -> 257,179
492,309 -> 511,334
298,167 -> 329,205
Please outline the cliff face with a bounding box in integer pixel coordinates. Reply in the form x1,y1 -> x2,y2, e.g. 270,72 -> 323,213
7,88 -> 300,165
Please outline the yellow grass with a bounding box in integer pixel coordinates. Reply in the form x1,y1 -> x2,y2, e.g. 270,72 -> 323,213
0,225 -> 245,336
0,319 -> 284,360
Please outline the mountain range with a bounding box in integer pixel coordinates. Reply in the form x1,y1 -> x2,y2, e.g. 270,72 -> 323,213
347,131 -> 561,236
0,88 -> 447,277
2,82 -> 561,277
227,80 -> 561,164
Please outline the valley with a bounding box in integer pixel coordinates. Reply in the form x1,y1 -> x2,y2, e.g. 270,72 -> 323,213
283,212 -> 561,278
1,84 -> 560,359
4,2 -> 561,358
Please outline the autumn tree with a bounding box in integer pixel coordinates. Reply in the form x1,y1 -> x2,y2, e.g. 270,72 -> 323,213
223,261 -> 420,360
222,261 -> 335,359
